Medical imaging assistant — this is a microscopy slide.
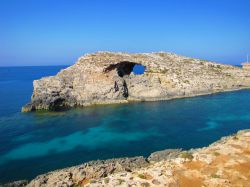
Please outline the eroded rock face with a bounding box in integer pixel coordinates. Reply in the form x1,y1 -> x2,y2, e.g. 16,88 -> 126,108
25,157 -> 148,187
22,52 -> 250,112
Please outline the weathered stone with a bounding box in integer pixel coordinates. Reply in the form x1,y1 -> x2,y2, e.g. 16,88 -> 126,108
22,52 -> 250,112
147,149 -> 182,162
152,179 -> 161,185
1,180 -> 28,187
26,156 -> 148,187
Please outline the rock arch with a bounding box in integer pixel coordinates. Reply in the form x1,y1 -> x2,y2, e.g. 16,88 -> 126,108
104,61 -> 145,77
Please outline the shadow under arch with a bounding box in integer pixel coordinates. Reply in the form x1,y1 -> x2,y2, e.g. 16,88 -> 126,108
104,61 -> 145,77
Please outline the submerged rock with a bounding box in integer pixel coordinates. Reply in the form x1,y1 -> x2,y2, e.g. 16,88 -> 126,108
22,52 -> 250,112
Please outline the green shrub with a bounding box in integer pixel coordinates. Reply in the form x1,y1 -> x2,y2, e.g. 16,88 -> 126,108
232,135 -> 238,140
211,173 -> 220,178
213,152 -> 220,156
180,152 -> 194,160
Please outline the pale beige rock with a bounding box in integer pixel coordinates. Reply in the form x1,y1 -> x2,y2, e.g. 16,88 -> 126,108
22,52 -> 250,112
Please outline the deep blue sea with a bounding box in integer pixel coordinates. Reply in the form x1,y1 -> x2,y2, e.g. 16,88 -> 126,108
0,66 -> 250,183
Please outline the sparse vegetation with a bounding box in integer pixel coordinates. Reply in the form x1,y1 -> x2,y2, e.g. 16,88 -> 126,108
104,177 -> 110,184
180,152 -> 194,160
146,69 -> 155,73
183,59 -> 191,63
157,53 -> 166,57
211,173 -> 220,178
201,59 -> 209,62
141,182 -> 151,187
161,69 -> 168,73
213,152 -> 220,156
89,179 -> 96,184
233,135 -> 239,140
137,173 -> 153,180
116,178 -> 125,185
73,184 -> 82,187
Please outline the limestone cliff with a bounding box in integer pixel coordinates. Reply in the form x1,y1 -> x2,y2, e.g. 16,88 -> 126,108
22,52 -> 250,112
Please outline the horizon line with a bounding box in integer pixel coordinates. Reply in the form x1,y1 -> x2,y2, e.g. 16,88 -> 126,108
0,64 -> 72,68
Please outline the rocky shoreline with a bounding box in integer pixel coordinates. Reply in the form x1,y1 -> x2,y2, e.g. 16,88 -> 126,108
22,52 -> 250,112
3,129 -> 250,187
16,52 -> 250,186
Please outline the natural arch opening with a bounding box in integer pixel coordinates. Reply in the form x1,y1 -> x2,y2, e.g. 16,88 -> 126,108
104,61 -> 145,77
116,62 -> 135,77
132,64 -> 145,75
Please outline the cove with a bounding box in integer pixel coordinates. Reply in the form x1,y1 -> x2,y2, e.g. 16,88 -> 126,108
0,66 -> 250,183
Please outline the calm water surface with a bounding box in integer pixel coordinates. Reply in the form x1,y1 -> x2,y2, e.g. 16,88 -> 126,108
0,66 -> 250,183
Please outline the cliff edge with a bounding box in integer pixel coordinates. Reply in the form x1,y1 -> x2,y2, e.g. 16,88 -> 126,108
4,129 -> 250,186
22,52 -> 250,112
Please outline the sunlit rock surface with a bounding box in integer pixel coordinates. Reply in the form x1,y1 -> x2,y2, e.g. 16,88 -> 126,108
22,52 -> 250,112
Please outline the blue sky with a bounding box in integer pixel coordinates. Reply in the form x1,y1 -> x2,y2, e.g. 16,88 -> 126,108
0,0 -> 249,66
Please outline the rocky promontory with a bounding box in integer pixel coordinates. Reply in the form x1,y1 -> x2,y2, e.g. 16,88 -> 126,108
4,129 -> 250,187
22,52 -> 250,112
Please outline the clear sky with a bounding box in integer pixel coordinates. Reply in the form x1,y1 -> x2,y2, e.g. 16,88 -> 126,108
0,0 -> 249,66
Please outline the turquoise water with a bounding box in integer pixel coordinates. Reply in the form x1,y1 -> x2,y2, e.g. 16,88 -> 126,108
0,67 -> 250,183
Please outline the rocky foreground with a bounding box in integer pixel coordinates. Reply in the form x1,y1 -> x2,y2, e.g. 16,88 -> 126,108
22,52 -> 250,112
4,129 -> 250,187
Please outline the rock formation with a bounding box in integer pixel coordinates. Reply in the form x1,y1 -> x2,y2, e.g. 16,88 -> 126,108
4,129 -> 250,186
22,52 -> 250,112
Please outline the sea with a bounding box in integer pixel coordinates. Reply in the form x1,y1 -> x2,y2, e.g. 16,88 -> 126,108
0,66 -> 250,183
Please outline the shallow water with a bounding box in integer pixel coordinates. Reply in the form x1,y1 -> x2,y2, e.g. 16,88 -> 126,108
0,66 -> 250,183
